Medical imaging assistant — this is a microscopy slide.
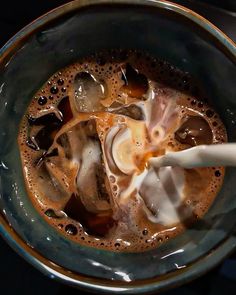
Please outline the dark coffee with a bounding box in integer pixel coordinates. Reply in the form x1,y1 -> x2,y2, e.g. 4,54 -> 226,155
18,50 -> 227,252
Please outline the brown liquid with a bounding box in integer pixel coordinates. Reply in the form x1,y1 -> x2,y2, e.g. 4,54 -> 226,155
18,50 -> 227,252
175,116 -> 213,146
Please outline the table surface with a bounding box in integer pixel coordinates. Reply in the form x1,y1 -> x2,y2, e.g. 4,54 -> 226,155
0,1 -> 235,294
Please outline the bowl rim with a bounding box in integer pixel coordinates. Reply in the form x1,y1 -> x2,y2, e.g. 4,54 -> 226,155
0,0 -> 236,293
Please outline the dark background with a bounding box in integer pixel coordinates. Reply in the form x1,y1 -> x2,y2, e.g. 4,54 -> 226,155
0,1 -> 235,294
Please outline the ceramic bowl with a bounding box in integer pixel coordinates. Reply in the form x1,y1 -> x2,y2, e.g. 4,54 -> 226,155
0,0 -> 235,293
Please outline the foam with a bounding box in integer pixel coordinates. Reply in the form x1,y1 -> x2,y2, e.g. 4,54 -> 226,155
18,50 -> 227,252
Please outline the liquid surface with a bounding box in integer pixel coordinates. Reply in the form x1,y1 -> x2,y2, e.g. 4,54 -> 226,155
18,50 -> 227,252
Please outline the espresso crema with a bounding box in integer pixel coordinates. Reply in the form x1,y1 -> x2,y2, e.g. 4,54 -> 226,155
18,50 -> 227,252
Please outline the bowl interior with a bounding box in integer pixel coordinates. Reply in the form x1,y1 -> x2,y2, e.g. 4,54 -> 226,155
0,2 -> 236,282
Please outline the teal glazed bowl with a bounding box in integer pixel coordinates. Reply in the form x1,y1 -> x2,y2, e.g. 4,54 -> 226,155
0,0 -> 236,293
